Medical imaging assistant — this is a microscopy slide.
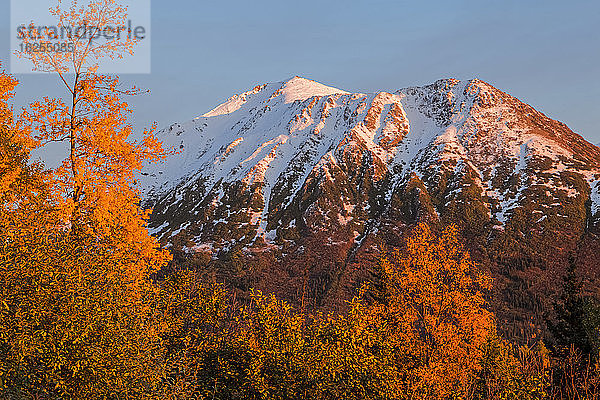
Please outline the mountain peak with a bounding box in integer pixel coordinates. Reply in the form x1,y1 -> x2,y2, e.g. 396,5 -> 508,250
276,76 -> 349,104
202,76 -> 348,118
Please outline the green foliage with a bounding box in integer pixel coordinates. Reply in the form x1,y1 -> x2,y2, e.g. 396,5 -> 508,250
160,282 -> 404,400
0,224 -> 166,399
473,334 -> 550,400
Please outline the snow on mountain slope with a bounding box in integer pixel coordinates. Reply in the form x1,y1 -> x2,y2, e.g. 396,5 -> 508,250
141,76 -> 600,250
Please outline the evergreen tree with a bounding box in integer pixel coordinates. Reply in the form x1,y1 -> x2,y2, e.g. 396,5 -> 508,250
548,255 -> 600,359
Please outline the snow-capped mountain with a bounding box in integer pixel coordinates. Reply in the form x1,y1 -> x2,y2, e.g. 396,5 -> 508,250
142,76 -> 599,241
142,76 -> 600,329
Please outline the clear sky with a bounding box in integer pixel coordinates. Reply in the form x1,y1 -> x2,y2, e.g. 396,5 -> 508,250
2,0 -> 599,145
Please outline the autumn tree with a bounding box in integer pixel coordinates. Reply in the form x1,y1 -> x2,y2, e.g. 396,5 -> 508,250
472,334 -> 551,399
1,0 -> 171,396
17,0 -> 167,243
14,0 -> 171,316
0,215 -> 169,398
375,223 -> 496,399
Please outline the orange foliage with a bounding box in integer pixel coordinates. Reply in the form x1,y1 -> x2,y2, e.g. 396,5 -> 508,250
0,69 -> 50,220
16,0 -> 171,268
0,71 -> 23,199
16,0 -> 136,75
375,223 -> 495,398
1,0 -> 171,396
19,73 -> 169,269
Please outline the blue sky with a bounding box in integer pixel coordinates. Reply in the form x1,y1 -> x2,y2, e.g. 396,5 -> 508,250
2,0 -> 599,144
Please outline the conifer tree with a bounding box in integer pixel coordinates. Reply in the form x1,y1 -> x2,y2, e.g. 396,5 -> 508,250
549,255 -> 600,359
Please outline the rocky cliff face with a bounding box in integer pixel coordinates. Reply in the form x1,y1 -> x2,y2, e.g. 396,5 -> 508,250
142,76 -> 600,339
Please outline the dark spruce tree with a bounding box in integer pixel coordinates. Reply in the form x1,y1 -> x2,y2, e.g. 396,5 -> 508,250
548,255 -> 600,359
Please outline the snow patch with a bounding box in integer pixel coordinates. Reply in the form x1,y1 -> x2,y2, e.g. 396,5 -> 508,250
590,178 -> 600,216
276,76 -> 348,104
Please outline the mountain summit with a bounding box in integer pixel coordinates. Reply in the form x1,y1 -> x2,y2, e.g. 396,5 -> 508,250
202,76 -> 349,118
142,77 -> 600,334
